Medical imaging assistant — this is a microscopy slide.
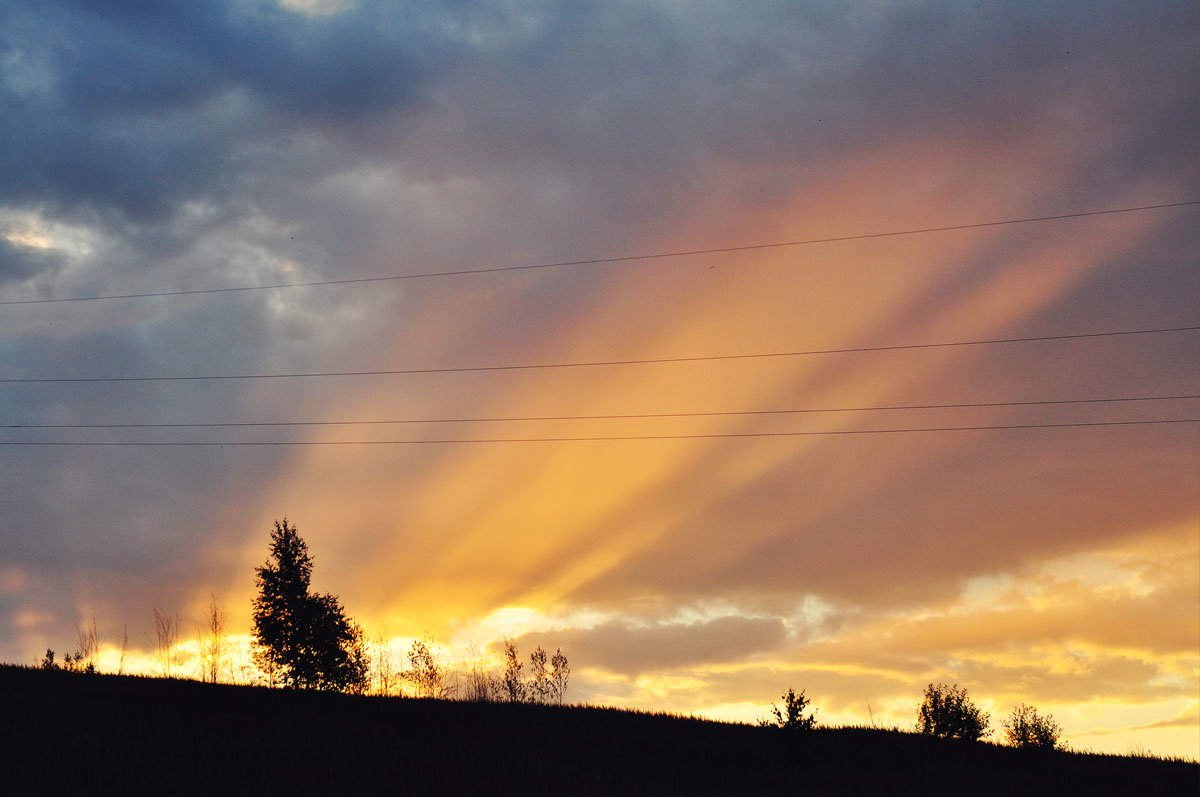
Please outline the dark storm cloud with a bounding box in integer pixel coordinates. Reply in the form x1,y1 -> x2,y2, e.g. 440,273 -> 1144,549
0,0 -> 440,222
0,238 -> 65,286
60,0 -> 436,119
3,0 -> 1195,231
409,0 -> 1197,183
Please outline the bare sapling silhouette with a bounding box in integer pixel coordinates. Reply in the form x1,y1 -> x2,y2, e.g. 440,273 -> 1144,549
150,608 -> 182,678
501,637 -> 525,703
371,632 -> 398,696
197,594 -> 230,683
528,646 -> 550,703
75,618 -> 99,673
550,648 -> 570,704
406,636 -> 445,698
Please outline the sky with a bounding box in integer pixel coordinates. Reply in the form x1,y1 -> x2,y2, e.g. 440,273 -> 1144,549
1,0 -> 1197,757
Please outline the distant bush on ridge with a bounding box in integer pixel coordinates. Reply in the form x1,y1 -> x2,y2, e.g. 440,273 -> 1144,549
1003,703 -> 1064,750
760,687 -> 817,732
917,683 -> 990,741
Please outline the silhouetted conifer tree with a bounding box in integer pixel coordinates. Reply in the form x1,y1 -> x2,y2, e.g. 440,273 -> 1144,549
251,518 -> 368,692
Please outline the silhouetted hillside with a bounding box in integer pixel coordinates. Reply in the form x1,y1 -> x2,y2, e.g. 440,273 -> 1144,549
2,665 -> 1195,796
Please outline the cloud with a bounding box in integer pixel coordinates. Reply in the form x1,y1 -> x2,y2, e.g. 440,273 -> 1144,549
1086,706 -> 1200,735
0,0 -> 451,225
473,531 -> 1199,723
0,2 -> 1195,758
806,579 -> 1200,665
0,236 -> 64,286
509,614 -> 789,676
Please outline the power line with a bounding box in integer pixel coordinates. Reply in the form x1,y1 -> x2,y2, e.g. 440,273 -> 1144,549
6,394 -> 1196,429
0,419 -> 1194,445
2,326 -> 1195,385
2,201 -> 1195,307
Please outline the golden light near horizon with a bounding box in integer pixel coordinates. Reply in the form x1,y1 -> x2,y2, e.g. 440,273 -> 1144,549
63,515 -> 1197,757
1,0 -> 1197,764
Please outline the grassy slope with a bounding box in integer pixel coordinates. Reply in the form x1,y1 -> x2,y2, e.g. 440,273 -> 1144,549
1,665 -> 1195,796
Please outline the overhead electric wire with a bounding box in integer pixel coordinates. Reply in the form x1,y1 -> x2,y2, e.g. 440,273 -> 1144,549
0,419 -> 1195,446
6,394 -> 1196,429
2,325 -> 1195,384
1,200 -> 1195,306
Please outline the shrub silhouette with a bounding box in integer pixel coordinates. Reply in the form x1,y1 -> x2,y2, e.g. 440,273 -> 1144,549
916,683 -> 990,741
762,687 -> 817,731
39,645 -> 94,674
1003,703 -> 1064,750
251,518 -> 368,692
